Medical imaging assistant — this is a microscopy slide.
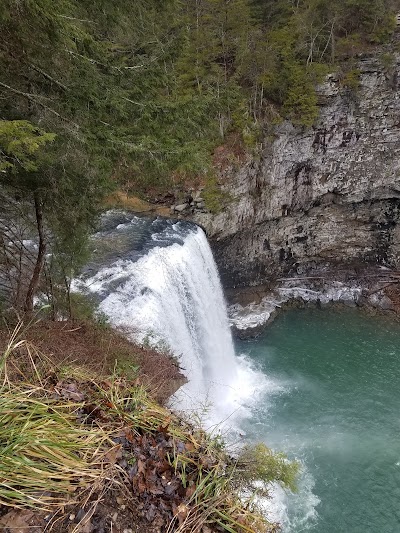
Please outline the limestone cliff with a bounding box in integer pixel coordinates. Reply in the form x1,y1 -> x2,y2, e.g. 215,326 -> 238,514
194,41 -> 400,288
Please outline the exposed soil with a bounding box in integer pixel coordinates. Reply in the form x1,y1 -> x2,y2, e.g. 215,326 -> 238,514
0,322 -> 221,533
105,191 -> 171,217
0,320 -> 185,403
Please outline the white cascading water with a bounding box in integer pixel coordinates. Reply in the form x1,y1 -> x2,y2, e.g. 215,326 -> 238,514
77,213 -> 319,530
80,219 -> 261,427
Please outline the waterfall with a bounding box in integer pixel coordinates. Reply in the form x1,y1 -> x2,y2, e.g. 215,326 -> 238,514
80,215 -> 259,426
77,212 -> 290,523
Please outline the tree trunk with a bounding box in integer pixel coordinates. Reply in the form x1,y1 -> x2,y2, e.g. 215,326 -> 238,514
44,259 -> 56,320
64,274 -> 73,319
24,192 -> 46,314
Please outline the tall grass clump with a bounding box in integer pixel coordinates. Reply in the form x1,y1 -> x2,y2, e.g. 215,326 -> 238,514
0,326 -> 115,510
0,323 -> 299,532
0,389 -> 111,509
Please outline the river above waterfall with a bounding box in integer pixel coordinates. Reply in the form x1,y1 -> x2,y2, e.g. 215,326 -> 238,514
77,211 -> 261,427
237,308 -> 400,532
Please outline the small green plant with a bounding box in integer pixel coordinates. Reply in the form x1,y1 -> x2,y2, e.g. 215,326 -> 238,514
237,443 -> 300,494
68,292 -> 97,321
141,332 -> 178,362
341,69 -> 361,93
202,176 -> 232,214
113,357 -> 140,380
141,330 -> 156,349
94,309 -> 110,329
381,52 -> 395,71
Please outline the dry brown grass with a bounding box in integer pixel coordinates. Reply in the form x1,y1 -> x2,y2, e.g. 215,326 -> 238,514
105,190 -> 171,216
0,319 -> 185,403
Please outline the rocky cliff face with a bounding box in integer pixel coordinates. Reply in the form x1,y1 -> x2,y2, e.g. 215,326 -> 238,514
194,41 -> 400,288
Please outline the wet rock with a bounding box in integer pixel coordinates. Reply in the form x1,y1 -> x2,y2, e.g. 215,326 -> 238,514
174,203 -> 188,213
368,292 -> 395,311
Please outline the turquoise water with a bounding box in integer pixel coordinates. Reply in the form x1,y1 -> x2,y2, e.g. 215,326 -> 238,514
237,309 -> 400,532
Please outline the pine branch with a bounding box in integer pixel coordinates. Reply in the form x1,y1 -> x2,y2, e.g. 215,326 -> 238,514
0,81 -> 80,130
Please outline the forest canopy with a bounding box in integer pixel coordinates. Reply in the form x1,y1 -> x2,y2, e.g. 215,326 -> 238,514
0,0 -> 397,314
0,0 -> 397,183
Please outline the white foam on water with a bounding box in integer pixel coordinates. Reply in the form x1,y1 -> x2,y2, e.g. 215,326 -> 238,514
265,466 -> 320,532
79,226 -> 267,427
77,220 -> 319,531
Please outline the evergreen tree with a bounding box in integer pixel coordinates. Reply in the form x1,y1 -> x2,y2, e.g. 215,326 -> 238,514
0,0 -> 397,312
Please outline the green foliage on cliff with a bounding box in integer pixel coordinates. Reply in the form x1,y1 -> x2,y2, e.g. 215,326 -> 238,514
252,0 -> 397,125
203,175 -> 233,214
340,68 -> 362,92
0,0 -> 397,313
1,0 -> 396,182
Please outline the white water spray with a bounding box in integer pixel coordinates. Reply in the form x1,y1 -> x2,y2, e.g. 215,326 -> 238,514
81,222 -> 261,426
77,215 -> 315,529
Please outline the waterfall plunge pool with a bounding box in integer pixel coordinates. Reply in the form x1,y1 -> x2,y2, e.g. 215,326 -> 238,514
78,212 -> 400,532
237,308 -> 400,532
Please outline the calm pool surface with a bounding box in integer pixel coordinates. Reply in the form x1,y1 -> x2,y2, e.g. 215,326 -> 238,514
237,308 -> 400,532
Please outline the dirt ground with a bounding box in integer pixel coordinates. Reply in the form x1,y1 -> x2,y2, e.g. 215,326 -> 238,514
0,319 -> 185,403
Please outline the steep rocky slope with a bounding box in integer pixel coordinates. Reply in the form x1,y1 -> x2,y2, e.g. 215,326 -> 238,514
195,39 -> 400,288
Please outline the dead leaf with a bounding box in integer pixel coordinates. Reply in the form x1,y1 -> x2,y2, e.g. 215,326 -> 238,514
137,458 -> 146,475
137,475 -> 147,493
185,485 -> 196,498
0,510 -> 39,533
149,485 -> 164,496
123,427 -> 135,443
158,416 -> 171,433
102,444 -> 123,464
55,381 -> 85,402
72,516 -> 92,533
174,503 -> 189,525
184,441 -> 195,452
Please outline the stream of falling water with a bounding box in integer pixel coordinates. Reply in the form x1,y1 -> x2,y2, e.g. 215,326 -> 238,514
77,211 -> 266,427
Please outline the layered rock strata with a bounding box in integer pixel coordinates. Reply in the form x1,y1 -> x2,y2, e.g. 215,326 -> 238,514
194,43 -> 400,288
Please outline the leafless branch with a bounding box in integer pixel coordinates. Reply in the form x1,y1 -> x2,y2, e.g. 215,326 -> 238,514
29,64 -> 68,92
66,49 -> 159,71
56,15 -> 98,24
0,81 -> 80,129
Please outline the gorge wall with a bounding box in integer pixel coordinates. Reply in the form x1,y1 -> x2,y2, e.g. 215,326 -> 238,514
194,41 -> 400,288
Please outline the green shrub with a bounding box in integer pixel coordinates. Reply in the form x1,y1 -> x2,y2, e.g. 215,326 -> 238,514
381,52 -> 395,71
203,176 -> 233,214
237,442 -> 300,494
340,68 -> 361,93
